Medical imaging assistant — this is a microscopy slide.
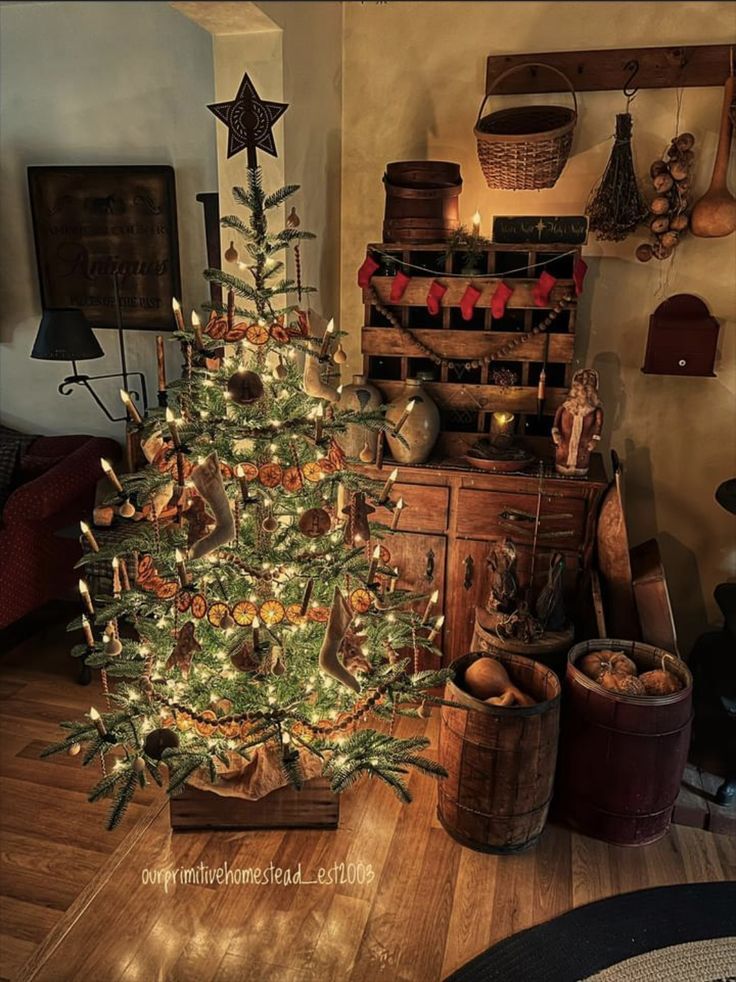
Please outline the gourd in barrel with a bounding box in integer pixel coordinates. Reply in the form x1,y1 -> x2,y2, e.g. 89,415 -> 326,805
438,651 -> 560,853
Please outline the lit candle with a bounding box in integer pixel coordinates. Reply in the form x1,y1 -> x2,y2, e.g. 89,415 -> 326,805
235,464 -> 251,505
391,398 -> 416,438
155,335 -> 167,392
119,389 -> 143,425
421,589 -> 439,625
111,556 -> 121,597
471,210 -> 481,237
79,521 -> 99,553
318,318 -> 335,359
78,578 -> 94,615
490,411 -> 515,450
174,548 -> 189,588
378,467 -> 398,505
314,404 -> 324,443
537,367 -> 547,402
81,614 -> 95,648
252,615 -> 261,651
427,614 -> 445,644
390,496 -> 404,531
191,310 -> 203,348
367,544 -> 381,584
300,578 -> 314,617
388,567 -> 399,593
171,297 -> 185,332
100,458 -> 124,493
165,408 -> 181,449
89,706 -> 107,737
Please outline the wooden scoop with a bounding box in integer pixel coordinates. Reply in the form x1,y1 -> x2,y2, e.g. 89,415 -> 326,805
691,74 -> 736,238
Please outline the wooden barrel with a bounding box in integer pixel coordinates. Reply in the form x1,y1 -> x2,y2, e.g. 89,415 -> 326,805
471,606 -> 574,679
555,639 -> 693,846
438,651 -> 561,853
383,160 -> 462,243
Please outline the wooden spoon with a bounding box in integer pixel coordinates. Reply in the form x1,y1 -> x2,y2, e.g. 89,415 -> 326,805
691,75 -> 736,237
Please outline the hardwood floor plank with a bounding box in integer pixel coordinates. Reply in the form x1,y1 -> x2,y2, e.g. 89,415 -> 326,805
440,846 -> 499,978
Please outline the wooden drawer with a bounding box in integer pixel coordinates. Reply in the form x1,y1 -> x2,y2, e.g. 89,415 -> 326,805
455,489 -> 585,546
374,482 -> 449,534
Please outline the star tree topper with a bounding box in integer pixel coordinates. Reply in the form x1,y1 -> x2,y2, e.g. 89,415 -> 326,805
207,71 -> 288,170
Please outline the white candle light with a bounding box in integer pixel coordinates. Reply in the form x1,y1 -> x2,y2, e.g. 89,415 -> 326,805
100,458 -> 123,493
391,398 -> 416,438
78,578 -> 94,615
427,614 -> 445,644
191,309 -> 203,348
471,210 -> 481,236
367,543 -> 381,584
165,408 -> 182,449
79,521 -> 99,553
422,589 -> 439,625
119,389 -> 143,425
174,548 -> 189,588
390,496 -> 404,531
89,706 -> 107,737
171,297 -> 185,332
378,467 -> 398,505
318,318 -> 335,359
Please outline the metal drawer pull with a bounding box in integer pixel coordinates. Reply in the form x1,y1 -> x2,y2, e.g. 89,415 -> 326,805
425,549 -> 435,582
500,509 -> 574,523
464,555 -> 474,590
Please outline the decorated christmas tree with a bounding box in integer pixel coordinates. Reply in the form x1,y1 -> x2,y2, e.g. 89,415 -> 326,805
44,72 -> 450,830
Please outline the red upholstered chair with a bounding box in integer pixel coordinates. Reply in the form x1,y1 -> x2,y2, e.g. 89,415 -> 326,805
0,434 -> 120,629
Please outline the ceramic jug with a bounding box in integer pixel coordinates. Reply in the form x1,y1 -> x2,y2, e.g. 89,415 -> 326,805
336,374 -> 383,460
385,375 -> 440,464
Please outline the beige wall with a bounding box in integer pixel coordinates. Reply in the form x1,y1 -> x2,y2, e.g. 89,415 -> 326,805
340,1 -> 736,650
0,1 -> 217,439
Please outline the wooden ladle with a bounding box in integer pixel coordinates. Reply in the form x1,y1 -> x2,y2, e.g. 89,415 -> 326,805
691,74 -> 736,237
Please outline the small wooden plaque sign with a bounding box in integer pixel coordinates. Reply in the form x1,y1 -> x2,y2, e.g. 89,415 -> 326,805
492,215 -> 588,245
27,165 -> 181,331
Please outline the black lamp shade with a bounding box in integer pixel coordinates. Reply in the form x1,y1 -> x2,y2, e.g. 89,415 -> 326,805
31,308 -> 105,362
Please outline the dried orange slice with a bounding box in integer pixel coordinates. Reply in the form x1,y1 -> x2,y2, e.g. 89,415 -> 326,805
236,462 -> 259,481
317,457 -> 337,474
308,606 -> 330,623
207,602 -> 230,627
232,600 -> 258,626
350,588 -> 372,613
155,580 -> 179,600
258,463 -> 283,488
225,322 -> 248,342
378,544 -> 391,564
175,713 -> 193,732
259,600 -> 285,626
137,555 -> 155,583
220,719 -> 241,739
285,604 -> 308,625
281,466 -> 304,492
245,322 -> 270,346
219,462 -> 233,480
194,710 -> 217,736
302,461 -> 323,483
269,322 -> 290,344
176,592 -> 192,613
206,316 -> 228,341
190,594 -> 208,619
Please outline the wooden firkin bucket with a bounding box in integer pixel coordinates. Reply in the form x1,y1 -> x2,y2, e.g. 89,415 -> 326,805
554,639 -> 693,846
437,651 -> 561,853
383,160 -> 462,243
471,606 -> 574,680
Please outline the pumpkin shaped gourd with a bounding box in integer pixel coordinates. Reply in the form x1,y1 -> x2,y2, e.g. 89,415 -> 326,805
579,650 -> 637,682
599,671 -> 646,695
639,669 -> 682,696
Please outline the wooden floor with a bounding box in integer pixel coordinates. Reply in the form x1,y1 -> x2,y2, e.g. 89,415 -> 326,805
2,618 -> 735,982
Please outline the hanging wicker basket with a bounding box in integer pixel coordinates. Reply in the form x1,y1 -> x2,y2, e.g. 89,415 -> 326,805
475,63 -> 578,190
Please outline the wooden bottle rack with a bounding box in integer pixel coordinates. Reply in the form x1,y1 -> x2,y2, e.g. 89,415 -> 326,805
361,241 -> 581,457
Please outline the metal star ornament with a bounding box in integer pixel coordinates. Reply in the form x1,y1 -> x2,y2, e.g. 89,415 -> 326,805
207,72 -> 288,169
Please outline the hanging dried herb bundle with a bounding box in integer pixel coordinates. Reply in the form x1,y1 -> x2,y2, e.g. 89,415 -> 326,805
587,113 -> 648,241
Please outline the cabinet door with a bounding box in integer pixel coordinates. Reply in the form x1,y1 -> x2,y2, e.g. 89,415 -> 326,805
384,531 -> 446,672
446,538 -> 495,665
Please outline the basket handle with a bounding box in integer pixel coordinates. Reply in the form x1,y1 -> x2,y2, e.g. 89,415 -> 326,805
476,62 -> 578,125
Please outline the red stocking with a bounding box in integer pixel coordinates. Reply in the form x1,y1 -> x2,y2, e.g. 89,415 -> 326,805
460,284 -> 482,321
390,270 -> 411,303
426,280 -> 447,316
491,281 -> 513,320
357,254 -> 379,288
533,271 -> 557,307
573,257 -> 588,297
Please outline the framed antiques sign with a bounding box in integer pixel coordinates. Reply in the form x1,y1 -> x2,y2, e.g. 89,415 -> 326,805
27,165 -> 182,331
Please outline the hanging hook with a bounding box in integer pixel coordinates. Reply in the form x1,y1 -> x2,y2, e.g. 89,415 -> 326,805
623,59 -> 639,99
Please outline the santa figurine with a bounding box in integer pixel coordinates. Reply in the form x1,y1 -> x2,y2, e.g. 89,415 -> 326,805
551,368 -> 604,477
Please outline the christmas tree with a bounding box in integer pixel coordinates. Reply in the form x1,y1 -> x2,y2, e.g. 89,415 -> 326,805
44,73 -> 450,830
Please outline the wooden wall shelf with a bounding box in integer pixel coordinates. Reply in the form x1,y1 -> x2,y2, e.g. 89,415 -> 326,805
362,241 -> 580,448
486,45 -> 733,95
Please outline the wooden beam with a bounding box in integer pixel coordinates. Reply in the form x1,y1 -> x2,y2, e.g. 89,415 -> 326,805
362,327 -> 575,363
485,45 -> 733,95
